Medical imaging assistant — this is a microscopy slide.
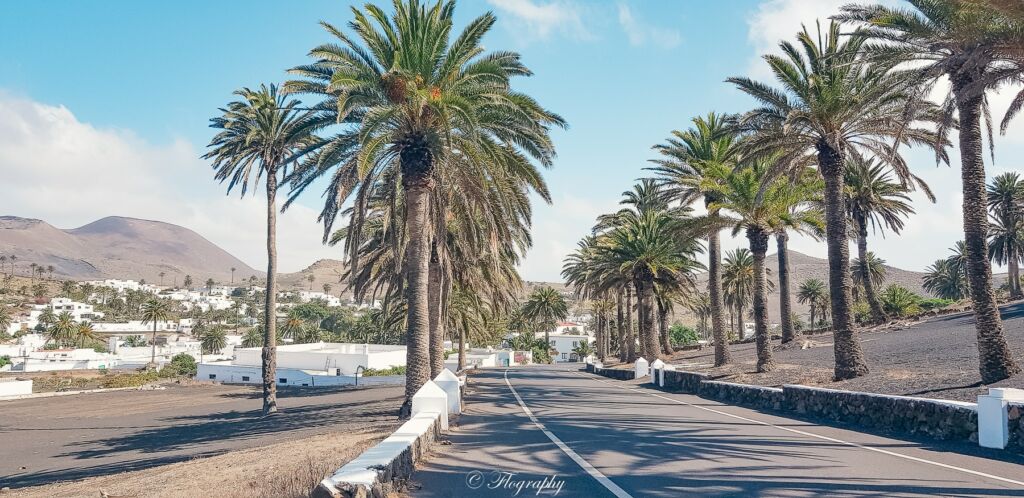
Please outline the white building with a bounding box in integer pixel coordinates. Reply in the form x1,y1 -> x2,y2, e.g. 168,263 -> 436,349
297,291 -> 342,307
536,331 -> 594,363
17,348 -> 119,372
86,279 -> 159,294
197,342 -> 407,387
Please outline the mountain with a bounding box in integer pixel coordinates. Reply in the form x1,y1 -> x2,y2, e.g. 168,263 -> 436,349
692,250 -> 933,325
0,216 -> 260,284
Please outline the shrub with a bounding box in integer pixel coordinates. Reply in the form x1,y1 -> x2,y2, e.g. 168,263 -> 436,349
668,324 -> 698,346
0,355 -> 10,369
880,285 -> 922,318
165,353 -> 197,377
101,370 -> 159,389
361,365 -> 406,377
919,297 -> 953,311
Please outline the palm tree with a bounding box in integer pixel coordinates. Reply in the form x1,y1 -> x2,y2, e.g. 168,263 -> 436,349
230,267 -> 236,285
728,21 -> 944,380
0,306 -> 12,336
205,84 -> 319,416
0,256 -> 6,278
924,259 -> 968,300
242,327 -> 262,348
46,265 -> 54,281
845,156 -> 932,322
322,283 -> 332,296
76,321 -> 97,348
707,163 -> 821,371
850,252 -> 888,303
947,241 -> 973,296
9,255 -> 16,277
60,281 -> 77,298
650,112 -> 741,366
183,275 -> 193,291
838,0 -> 1022,385
205,278 -> 215,294
285,0 -> 564,412
158,272 -> 166,286
987,173 -> 1024,299
28,263 -> 37,285
47,312 -> 77,348
141,298 -> 172,367
797,279 -> 828,330
200,327 -> 228,355
306,274 -> 315,291
522,287 -> 568,348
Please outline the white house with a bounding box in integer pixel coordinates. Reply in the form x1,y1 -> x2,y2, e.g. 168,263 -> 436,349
197,342 -> 407,387
298,291 -> 342,307
86,279 -> 159,294
536,331 -> 594,363
17,348 -> 119,372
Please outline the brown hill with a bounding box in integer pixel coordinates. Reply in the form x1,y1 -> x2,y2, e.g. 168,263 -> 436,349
0,216 -> 260,284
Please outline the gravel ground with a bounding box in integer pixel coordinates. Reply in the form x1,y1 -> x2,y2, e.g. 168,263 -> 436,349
0,382 -> 403,490
633,302 -> 1024,402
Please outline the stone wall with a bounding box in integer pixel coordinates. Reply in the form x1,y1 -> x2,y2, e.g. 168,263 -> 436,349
661,370 -> 707,394
783,384 -> 977,442
699,380 -> 784,411
594,366 -> 635,381
1009,403 -> 1024,455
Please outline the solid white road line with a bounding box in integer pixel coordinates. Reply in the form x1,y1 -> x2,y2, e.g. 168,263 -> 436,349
578,372 -> 1024,489
503,369 -> 634,498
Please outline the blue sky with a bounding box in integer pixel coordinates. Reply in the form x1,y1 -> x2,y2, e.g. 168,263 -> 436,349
1,0 -> 1022,281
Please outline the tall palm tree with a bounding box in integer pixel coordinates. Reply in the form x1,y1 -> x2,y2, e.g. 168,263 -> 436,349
650,112 -> 741,366
141,298 -> 172,367
839,0 -> 1022,384
230,267 -> 237,285
0,256 -> 6,278
9,256 -> 16,277
987,172 -> 1024,299
28,263 -> 37,285
158,272 -> 166,286
200,327 -> 228,355
204,84 -> 319,415
707,163 -> 821,371
845,156 -> 932,322
924,259 -> 968,300
521,287 -> 568,348
947,241 -> 973,296
797,278 -> 828,330
850,252 -> 888,303
728,21 -> 944,380
0,306 -> 11,336
285,0 -> 564,412
47,312 -> 78,348
184,275 -> 193,291
76,321 -> 97,348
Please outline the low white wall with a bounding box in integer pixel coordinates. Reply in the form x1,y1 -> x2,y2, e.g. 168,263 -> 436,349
21,358 -> 118,372
233,343 -> 407,375
0,379 -> 32,397
197,363 -> 405,387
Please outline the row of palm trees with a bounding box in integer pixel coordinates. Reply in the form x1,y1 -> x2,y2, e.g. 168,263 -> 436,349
204,0 -> 563,415
566,1 -> 1023,384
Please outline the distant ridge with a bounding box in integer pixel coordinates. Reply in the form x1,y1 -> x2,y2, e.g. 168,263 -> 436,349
0,215 -> 260,284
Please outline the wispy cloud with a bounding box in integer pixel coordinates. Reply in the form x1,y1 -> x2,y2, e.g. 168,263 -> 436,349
616,3 -> 681,49
486,0 -> 591,42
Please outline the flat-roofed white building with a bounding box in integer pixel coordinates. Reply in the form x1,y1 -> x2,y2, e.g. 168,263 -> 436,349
197,342 -> 407,387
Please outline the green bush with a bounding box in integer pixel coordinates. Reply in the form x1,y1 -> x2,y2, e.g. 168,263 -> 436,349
101,370 -> 160,389
361,365 -> 406,376
880,285 -> 923,318
0,355 -> 10,369
919,298 -> 953,311
164,353 -> 197,377
668,324 -> 698,346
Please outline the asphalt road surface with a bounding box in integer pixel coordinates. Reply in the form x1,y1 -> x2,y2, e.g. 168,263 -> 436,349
410,365 -> 1024,497
0,383 -> 402,488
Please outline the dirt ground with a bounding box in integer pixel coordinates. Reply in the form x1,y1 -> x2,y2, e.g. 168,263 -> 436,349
611,302 -> 1024,402
2,428 -> 393,498
0,382 -> 403,492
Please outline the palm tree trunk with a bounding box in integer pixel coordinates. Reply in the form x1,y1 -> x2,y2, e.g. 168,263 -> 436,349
1009,257 -> 1022,299
624,286 -> 636,362
954,88 -> 1021,383
427,252 -> 444,378
748,229 -> 774,372
150,322 -> 157,366
458,328 -> 466,371
657,298 -> 672,355
400,163 -> 433,416
736,303 -> 744,340
810,303 -> 816,332
639,280 -> 659,360
776,232 -> 795,343
818,141 -> 869,380
262,170 -> 279,416
634,281 -> 647,360
617,290 -> 626,362
707,207 -> 731,366
856,216 -> 887,324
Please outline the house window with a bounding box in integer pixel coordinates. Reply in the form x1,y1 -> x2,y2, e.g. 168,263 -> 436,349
279,378 -> 287,384
572,341 -> 578,347
208,374 -> 216,380
561,353 -> 567,359
241,376 -> 250,382
549,340 -> 555,346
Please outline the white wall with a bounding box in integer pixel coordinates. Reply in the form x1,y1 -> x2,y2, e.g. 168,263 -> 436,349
196,363 -> 405,387
233,343 -> 406,375
0,379 -> 32,396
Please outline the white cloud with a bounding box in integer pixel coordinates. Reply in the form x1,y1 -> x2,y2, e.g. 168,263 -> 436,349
0,93 -> 338,273
616,3 -> 681,49
486,0 -> 591,41
517,193 -> 615,282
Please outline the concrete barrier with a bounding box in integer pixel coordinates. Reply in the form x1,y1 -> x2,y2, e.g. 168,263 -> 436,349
313,377 -> 463,498
635,357 -> 649,379
649,359 -> 665,386
0,378 -> 32,397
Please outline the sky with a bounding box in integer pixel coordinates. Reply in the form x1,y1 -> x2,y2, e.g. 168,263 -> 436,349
1,0 -> 1022,282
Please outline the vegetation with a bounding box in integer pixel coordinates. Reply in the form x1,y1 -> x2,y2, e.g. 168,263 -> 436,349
521,287 -> 568,348
668,324 -> 699,347
361,365 -> 406,377
166,353 -> 198,377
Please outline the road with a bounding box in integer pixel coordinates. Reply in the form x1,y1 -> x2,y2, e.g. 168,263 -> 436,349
410,365 -> 1024,497
0,383 -> 402,488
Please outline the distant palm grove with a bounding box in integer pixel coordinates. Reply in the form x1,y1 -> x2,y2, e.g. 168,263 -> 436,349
201,0 -> 1024,416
